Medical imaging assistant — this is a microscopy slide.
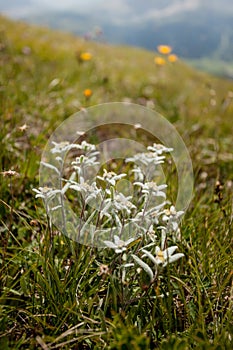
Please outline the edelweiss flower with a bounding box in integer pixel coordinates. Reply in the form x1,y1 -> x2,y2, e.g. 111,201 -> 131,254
134,181 -> 167,198
162,205 -> 184,231
32,186 -> 61,199
97,169 -> 126,187
126,152 -> 165,167
147,143 -> 173,155
154,246 -> 184,267
103,192 -> 136,216
69,180 -> 102,203
77,141 -> 97,152
51,140 -> 96,155
103,235 -> 136,254
72,154 -> 99,169
132,166 -> 144,182
51,141 -> 80,154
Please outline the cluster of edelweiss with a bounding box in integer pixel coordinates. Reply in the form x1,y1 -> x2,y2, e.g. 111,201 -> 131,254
34,138 -> 184,282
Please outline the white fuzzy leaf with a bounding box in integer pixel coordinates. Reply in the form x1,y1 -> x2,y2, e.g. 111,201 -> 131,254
141,249 -> 157,265
103,240 -> 117,249
40,161 -> 60,175
132,254 -> 154,282
164,253 -> 184,266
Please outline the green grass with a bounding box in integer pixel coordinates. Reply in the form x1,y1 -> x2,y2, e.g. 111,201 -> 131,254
0,15 -> 233,349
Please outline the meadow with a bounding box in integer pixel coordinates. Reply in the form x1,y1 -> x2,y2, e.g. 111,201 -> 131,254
0,15 -> 233,349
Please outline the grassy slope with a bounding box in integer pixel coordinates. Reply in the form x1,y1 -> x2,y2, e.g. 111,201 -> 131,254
0,15 -> 233,349
187,58 -> 233,80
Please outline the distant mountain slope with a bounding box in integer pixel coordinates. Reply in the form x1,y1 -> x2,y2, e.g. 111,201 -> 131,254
0,0 -> 233,77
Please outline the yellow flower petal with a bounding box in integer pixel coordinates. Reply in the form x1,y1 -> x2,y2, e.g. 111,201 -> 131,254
168,54 -> 178,63
157,45 -> 172,55
154,56 -> 166,66
83,89 -> 92,98
79,52 -> 92,61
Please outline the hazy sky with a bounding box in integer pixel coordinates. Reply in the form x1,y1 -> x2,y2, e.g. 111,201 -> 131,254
1,0 -> 202,20
34,0 -> 100,9
1,0 -> 232,23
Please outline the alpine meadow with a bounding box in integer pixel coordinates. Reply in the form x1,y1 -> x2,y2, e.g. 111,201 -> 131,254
0,15 -> 233,349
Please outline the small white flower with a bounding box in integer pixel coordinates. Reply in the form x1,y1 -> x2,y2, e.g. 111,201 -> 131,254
134,181 -> 167,198
147,143 -> 173,155
132,166 -> 144,182
134,123 -> 142,129
76,130 -> 86,136
72,154 -> 99,169
103,235 -> 136,254
126,152 -> 165,167
69,180 -> 102,203
154,246 -> 184,267
162,205 -> 184,232
78,140 -> 96,152
146,225 -> 157,242
97,169 -> 126,187
51,141 -> 80,154
51,140 -> 97,154
104,192 -> 136,216
32,187 -> 61,199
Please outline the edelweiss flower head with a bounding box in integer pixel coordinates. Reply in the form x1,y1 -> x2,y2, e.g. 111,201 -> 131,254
51,141 -> 73,154
126,152 -> 165,167
147,143 -> 173,155
155,246 -> 184,267
134,181 -> 167,198
72,154 -> 99,168
162,205 -> 184,231
104,192 -> 136,215
69,180 -> 102,203
103,235 -> 136,254
97,169 -> 126,187
78,140 -> 96,152
33,186 -> 57,198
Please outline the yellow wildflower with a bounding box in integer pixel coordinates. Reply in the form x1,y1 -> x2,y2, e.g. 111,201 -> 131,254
83,89 -> 92,98
168,54 -> 178,63
157,45 -> 172,55
79,52 -> 92,62
154,56 -> 166,66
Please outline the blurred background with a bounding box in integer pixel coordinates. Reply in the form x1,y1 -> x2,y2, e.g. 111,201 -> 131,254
1,0 -> 233,78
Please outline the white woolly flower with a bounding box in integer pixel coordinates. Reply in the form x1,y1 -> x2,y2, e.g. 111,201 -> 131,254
126,152 -> 165,167
103,235 -> 136,254
147,143 -> 173,155
97,169 -> 126,187
162,205 -> 184,232
103,192 -> 136,216
69,180 -> 103,203
51,141 -> 80,154
72,154 -> 99,169
134,181 -> 167,198
154,245 -> 184,267
32,186 -> 61,199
